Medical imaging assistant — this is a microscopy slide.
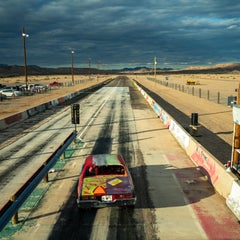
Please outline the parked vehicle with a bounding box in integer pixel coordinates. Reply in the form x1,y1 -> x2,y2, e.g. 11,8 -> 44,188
33,83 -> 45,89
20,84 -> 35,91
0,89 -> 21,97
186,79 -> 200,85
32,84 -> 47,92
49,81 -> 63,87
77,154 -> 136,208
3,86 -> 17,91
0,84 -> 6,89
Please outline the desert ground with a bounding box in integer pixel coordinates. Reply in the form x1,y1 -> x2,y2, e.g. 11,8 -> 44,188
0,73 -> 239,152
0,73 -> 239,181
1,73 -> 240,119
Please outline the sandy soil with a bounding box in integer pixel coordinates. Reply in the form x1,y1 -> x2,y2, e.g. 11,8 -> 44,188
143,73 -> 240,104
1,73 -> 239,150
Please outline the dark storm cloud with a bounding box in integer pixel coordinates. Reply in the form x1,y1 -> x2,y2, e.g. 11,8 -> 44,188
1,0 -> 240,69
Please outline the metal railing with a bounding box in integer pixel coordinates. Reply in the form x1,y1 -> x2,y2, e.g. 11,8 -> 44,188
0,131 -> 77,231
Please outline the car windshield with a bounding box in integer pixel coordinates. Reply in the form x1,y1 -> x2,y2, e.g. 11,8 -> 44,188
2,89 -> 12,92
85,165 -> 125,177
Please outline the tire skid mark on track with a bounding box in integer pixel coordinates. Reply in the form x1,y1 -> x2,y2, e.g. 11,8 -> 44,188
114,84 -> 144,239
0,107 -> 74,200
0,109 -> 70,162
0,131 -> 60,185
91,94 -> 116,155
48,87 -> 120,239
0,85 -> 103,150
127,79 -> 158,240
105,78 -> 153,239
0,107 -> 66,151
0,107 -> 64,150
4,78 -> 158,239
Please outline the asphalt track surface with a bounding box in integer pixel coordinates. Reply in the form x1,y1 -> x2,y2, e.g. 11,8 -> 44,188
0,76 -> 240,240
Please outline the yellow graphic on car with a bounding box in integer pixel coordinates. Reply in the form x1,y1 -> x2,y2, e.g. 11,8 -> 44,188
108,178 -> 122,186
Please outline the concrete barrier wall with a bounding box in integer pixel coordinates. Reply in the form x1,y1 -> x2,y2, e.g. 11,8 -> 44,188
134,81 -> 240,220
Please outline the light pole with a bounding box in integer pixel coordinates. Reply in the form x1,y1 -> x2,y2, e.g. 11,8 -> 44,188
97,61 -> 100,82
71,50 -> 74,85
22,27 -> 29,92
154,56 -> 157,84
88,58 -> 91,80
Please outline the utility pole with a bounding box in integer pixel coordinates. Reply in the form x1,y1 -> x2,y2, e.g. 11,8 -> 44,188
97,61 -> 100,82
22,27 -> 29,92
88,58 -> 91,80
71,50 -> 74,85
154,56 -> 157,84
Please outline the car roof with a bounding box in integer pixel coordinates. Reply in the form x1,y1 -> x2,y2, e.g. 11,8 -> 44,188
1,89 -> 13,92
85,154 -> 124,167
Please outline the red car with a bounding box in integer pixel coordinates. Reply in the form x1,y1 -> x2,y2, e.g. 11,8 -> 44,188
49,81 -> 63,87
77,154 -> 136,208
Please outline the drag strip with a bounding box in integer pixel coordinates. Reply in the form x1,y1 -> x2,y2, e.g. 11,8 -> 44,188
2,76 -> 240,240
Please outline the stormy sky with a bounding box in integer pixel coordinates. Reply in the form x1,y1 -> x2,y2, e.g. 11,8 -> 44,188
1,0 -> 240,69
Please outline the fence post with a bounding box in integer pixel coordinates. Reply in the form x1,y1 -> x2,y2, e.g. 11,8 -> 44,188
10,195 -> 19,224
43,171 -> 49,183
217,92 -> 220,104
199,88 -> 201,98
43,162 -> 49,183
207,90 -> 210,100
192,87 -> 194,96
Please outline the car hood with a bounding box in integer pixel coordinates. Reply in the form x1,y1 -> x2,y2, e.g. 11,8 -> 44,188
81,175 -> 133,196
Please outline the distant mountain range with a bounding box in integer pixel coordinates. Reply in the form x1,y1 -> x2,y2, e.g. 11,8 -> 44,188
0,65 -> 108,77
0,63 -> 240,77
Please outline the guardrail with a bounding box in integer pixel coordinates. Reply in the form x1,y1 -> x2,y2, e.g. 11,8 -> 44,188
0,131 -> 77,232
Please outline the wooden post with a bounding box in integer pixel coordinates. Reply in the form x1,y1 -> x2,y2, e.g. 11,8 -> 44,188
43,173 -> 49,183
233,125 -> 240,166
154,56 -> 157,85
10,195 -> 19,224
232,83 -> 240,167
43,163 -> 49,183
